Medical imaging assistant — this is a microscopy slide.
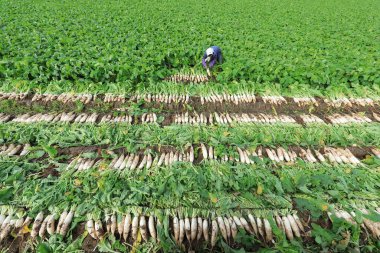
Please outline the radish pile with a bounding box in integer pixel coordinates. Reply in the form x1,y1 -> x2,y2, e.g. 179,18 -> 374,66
1,92 -> 379,109
1,207 -> 379,244
326,113 -> 372,124
174,112 -> 297,124
164,73 -> 209,83
0,143 -> 30,156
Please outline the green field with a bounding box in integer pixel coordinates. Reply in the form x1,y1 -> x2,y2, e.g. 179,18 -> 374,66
0,0 -> 380,252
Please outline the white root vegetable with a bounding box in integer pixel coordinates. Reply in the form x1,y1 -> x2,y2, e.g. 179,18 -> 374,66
263,218 -> 273,242
31,212 -> 44,238
179,218 -> 185,244
111,214 -> 117,236
248,214 -> 258,235
256,217 -> 265,239
146,153 -> 153,169
211,220 -> 219,247
0,213 -> 5,227
130,155 -> 140,170
105,213 -> 111,233
15,217 -> 24,228
203,219 -> 209,242
95,220 -> 104,239
117,215 -> 125,236
38,215 -> 49,238
233,216 -> 242,228
148,216 -> 156,241
292,214 -> 305,233
140,216 -> 148,241
275,215 -> 283,230
217,216 -> 227,241
132,215 -> 139,241
123,213 -> 131,241
0,223 -> 13,242
200,143 -> 208,159
173,216 -> 179,242
282,216 -> 294,240
60,209 -> 74,237
191,217 -> 197,241
56,210 -> 67,233
287,214 -> 300,238
47,215 -> 55,235
1,214 -> 11,230
223,217 -> 231,240
184,217 -> 191,242
240,217 -> 254,234
197,217 -> 203,240
229,217 -> 238,239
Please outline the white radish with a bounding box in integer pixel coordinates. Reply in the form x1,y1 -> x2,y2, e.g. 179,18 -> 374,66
47,215 -> 55,235
263,218 -> 273,242
140,216 -> 148,241
38,215 -> 49,238
123,213 -> 131,241
60,209 -> 74,237
197,217 -> 203,240
282,216 -> 294,240
223,217 -> 231,240
56,210 -> 67,234
217,216 -> 227,241
256,217 -> 265,239
184,217 -> 191,242
292,214 -> 305,233
31,212 -> 44,238
203,219 -> 209,242
229,217 -> 238,239
111,214 -> 117,236
148,216 -> 156,241
117,215 -> 125,236
95,220 -> 104,239
211,220 -> 218,247
132,215 -> 139,241
240,217 -> 254,234
248,214 -> 259,235
179,218 -> 185,244
191,217 -> 197,241
173,216 -> 179,242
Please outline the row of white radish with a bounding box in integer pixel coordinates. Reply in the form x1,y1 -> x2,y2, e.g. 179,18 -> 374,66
0,144 -> 30,156
1,112 -> 378,125
174,112 -> 297,124
0,113 -> 157,124
0,92 -> 378,107
2,143 -> 379,166
165,74 -> 209,83
1,208 -> 379,244
0,209 -> 74,242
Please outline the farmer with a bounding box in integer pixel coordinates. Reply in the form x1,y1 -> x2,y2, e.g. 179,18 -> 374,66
202,46 -> 222,76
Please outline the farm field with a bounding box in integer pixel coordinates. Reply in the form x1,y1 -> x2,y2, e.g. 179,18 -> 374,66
0,0 -> 380,252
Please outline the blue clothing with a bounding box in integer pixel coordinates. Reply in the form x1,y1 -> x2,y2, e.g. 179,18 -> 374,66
202,46 -> 222,68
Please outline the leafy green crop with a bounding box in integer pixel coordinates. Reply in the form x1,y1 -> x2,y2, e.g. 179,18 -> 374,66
0,0 -> 379,89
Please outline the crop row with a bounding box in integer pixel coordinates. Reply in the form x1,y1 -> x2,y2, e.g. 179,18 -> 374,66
1,112 -> 378,126
1,207 -> 379,246
1,123 -> 379,149
2,143 -> 378,167
1,92 -> 379,108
